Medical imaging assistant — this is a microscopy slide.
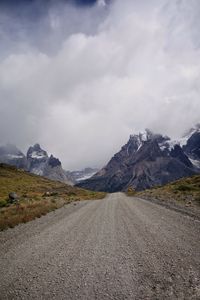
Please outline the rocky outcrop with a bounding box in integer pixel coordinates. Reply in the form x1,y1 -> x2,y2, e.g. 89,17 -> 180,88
27,144 -> 48,176
170,145 -> 193,168
26,144 -> 72,184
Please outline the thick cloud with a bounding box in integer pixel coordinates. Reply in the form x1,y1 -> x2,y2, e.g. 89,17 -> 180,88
0,0 -> 200,170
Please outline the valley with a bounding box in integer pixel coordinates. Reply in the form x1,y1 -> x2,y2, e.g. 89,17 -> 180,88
1,1 -> 200,299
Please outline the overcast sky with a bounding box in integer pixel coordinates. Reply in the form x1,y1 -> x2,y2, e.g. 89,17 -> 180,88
0,0 -> 200,170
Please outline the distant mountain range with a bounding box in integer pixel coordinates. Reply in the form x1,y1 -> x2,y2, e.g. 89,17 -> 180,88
0,143 -> 98,185
0,143 -> 73,184
77,124 -> 200,192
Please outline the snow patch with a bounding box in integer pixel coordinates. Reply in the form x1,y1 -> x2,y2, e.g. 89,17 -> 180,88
189,158 -> 200,168
159,144 -> 167,151
139,131 -> 148,142
129,131 -> 149,152
76,172 -> 97,182
159,138 -> 187,151
31,167 -> 44,176
178,125 -> 200,147
30,151 -> 46,159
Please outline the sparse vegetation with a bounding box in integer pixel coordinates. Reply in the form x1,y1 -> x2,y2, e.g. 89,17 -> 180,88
134,175 -> 200,209
126,186 -> 136,196
0,164 -> 106,230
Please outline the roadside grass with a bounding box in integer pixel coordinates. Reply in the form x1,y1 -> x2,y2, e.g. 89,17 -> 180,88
132,175 -> 200,208
126,187 -> 137,197
0,164 -> 106,230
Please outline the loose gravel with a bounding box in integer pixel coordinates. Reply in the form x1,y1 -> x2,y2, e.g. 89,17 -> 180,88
0,193 -> 200,299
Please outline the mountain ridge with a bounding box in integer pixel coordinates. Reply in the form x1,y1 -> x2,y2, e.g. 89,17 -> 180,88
77,125 -> 200,192
0,143 -> 73,184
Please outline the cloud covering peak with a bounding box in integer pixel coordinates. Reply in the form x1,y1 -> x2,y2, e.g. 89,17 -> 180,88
0,0 -> 200,170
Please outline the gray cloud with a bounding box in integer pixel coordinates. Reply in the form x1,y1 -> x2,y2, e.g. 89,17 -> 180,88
0,0 -> 200,170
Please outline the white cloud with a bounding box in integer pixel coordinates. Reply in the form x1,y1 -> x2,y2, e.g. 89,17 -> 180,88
98,0 -> 106,7
0,0 -> 200,170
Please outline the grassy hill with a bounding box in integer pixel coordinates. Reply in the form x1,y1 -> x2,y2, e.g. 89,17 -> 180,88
0,164 -> 105,230
133,175 -> 200,209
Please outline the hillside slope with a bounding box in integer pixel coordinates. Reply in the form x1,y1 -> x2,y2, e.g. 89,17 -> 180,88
0,164 -> 105,230
135,175 -> 200,216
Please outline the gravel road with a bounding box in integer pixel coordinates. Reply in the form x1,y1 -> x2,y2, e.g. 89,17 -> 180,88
0,193 -> 200,299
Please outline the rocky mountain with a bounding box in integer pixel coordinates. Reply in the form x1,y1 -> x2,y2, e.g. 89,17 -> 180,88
27,143 -> 48,175
0,143 -> 72,185
26,143 -> 73,184
77,125 -> 200,192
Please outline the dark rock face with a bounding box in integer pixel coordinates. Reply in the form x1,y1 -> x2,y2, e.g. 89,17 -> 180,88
77,128 -> 200,192
183,132 -> 200,160
170,145 -> 193,168
48,155 -> 61,168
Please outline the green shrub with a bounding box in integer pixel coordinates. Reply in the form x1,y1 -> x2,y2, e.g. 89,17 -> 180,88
175,185 -> 193,192
0,199 -> 8,207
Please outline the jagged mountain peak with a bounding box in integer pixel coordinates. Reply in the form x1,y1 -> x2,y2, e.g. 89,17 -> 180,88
48,155 -> 61,167
128,129 -> 169,154
129,128 -> 153,142
27,143 -> 48,159
32,143 -> 42,151
26,146 -> 72,184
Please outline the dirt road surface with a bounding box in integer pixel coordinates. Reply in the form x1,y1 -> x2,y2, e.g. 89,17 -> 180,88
0,193 -> 200,299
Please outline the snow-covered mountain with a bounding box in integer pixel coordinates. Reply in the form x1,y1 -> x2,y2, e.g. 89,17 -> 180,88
77,125 -> 200,192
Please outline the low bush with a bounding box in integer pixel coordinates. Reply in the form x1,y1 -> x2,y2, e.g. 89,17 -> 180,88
175,185 -> 193,192
0,199 -> 8,208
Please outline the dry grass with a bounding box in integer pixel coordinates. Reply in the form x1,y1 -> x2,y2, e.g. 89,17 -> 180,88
0,164 -> 106,230
135,175 -> 200,208
126,187 -> 137,197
